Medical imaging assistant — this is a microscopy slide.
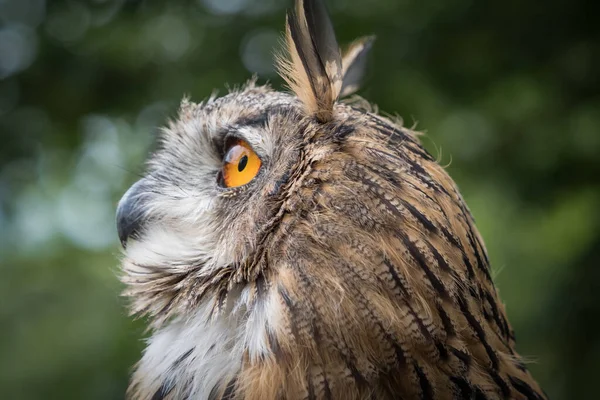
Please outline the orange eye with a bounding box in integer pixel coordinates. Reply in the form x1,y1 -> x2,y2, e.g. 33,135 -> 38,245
221,139 -> 262,188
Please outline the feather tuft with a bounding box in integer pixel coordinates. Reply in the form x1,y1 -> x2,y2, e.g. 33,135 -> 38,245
340,35 -> 376,97
276,0 -> 343,122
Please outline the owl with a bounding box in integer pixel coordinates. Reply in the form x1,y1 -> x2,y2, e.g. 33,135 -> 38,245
116,1 -> 546,399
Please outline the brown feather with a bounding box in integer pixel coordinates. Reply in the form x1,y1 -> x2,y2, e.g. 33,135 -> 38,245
276,0 -> 343,122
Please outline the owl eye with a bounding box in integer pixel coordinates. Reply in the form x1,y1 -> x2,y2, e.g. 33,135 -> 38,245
220,139 -> 262,188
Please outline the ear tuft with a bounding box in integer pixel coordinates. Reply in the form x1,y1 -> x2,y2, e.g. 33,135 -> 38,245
276,0 -> 343,122
340,36 -> 375,97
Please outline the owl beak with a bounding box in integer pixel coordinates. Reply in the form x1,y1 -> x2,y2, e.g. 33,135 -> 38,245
116,179 -> 148,249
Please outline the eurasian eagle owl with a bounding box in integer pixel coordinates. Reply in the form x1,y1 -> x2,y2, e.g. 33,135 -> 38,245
116,1 -> 545,399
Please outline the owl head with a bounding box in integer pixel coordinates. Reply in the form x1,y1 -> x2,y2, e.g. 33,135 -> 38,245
116,1 -> 544,399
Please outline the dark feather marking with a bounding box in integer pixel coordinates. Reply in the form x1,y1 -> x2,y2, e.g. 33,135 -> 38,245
455,204 -> 493,282
154,295 -> 178,319
267,327 -> 282,359
435,341 -> 449,360
405,180 -> 440,208
474,387 -> 488,400
509,375 -> 544,400
152,382 -> 174,400
208,383 -> 220,400
489,369 -> 511,398
458,295 -> 499,370
462,253 -> 476,279
366,114 -> 418,146
154,274 -> 189,316
322,369 -> 333,400
347,361 -> 370,389
514,358 -> 528,372
395,150 -> 428,176
400,234 -> 451,299
409,306 -> 435,343
426,241 -> 451,273
509,327 -> 517,342
365,149 -> 443,207
437,304 -> 456,337
450,376 -> 473,399
216,288 -> 228,313
278,285 -> 301,341
401,200 -> 438,234
396,151 -> 451,196
484,290 -> 510,340
307,372 -> 317,400
221,376 -> 238,400
413,361 -> 434,400
439,224 -> 462,250
255,273 -> 267,299
383,257 -> 409,296
482,303 -> 493,321
333,122 -> 356,141
362,145 -> 446,197
233,113 -> 269,129
377,371 -> 403,399
449,347 -> 472,367
363,145 -> 406,167
371,121 -> 410,145
357,160 -> 403,189
465,226 -> 492,281
404,141 -> 436,162
173,348 -> 194,368
475,233 -> 491,266
355,172 -> 441,248
356,175 -> 406,221
470,285 -> 482,301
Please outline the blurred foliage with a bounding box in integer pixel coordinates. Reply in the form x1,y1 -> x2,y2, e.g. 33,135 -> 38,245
0,0 -> 598,399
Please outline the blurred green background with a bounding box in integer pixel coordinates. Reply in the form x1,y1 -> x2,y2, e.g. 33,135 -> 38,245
0,0 -> 598,398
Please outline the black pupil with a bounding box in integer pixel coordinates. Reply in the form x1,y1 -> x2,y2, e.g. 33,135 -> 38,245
238,155 -> 248,172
